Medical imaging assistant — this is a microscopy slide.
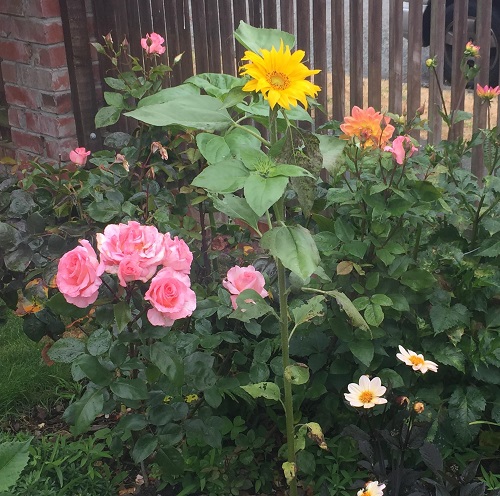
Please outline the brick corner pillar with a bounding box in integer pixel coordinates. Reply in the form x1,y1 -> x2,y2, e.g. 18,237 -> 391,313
0,0 -> 79,164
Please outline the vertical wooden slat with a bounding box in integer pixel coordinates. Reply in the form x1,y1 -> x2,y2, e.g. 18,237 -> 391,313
59,0 -> 100,150
449,0 -> 468,140
312,0 -> 327,127
349,0 -> 363,109
296,0 -> 311,129
331,0 -> 345,121
407,0 -> 423,140
249,0 -> 262,27
219,0 -> 236,75
388,0 -> 402,115
368,0 -> 382,110
233,0 -> 247,64
428,0 -> 446,144
206,1 -> 222,73
191,0 -> 209,73
472,1 -> 492,181
162,0 -> 181,84
133,0 -> 150,63
174,0 -> 194,85
280,0 -> 294,34
263,0 -> 278,28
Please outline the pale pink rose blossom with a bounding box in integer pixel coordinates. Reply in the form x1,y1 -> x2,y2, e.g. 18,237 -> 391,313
117,255 -> 157,287
69,147 -> 91,165
141,32 -> 166,55
145,268 -> 197,326
96,221 -> 165,278
162,234 -> 193,274
223,265 -> 268,310
384,136 -> 418,165
56,239 -> 104,308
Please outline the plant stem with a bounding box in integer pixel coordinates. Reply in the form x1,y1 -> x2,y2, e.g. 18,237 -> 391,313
269,105 -> 297,496
230,120 -> 271,147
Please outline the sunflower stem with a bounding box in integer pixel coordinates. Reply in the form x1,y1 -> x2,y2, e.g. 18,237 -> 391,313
269,106 -> 298,496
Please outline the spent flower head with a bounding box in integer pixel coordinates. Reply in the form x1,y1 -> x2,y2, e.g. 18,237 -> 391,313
239,40 -> 321,110
344,375 -> 387,409
396,345 -> 438,373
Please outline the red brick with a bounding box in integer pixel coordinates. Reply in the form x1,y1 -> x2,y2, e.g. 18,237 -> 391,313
0,61 -> 17,83
0,0 -> 25,17
25,111 -> 76,138
36,43 -> 67,68
0,39 -> 33,64
17,65 -> 70,91
16,149 -> 43,166
13,17 -> 64,45
10,128 -> 45,154
25,0 -> 61,19
45,136 -> 78,161
5,84 -> 41,109
0,15 -> 15,37
7,107 -> 26,129
41,91 -> 73,113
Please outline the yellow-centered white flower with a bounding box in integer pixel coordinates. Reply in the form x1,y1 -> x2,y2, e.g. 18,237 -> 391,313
344,375 -> 387,409
396,345 -> 438,373
357,481 -> 386,496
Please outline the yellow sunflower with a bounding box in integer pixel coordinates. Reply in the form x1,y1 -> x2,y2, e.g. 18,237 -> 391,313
239,40 -> 321,110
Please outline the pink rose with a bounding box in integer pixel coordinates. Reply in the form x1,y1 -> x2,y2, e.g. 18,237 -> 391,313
117,255 -> 157,287
384,136 -> 418,165
69,147 -> 91,165
56,239 -> 104,308
223,265 -> 268,310
141,32 -> 166,55
145,268 -> 196,326
162,234 -> 193,274
96,221 -> 165,278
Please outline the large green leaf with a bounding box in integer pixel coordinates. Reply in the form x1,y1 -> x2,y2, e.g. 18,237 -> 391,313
196,133 -> 231,164
211,194 -> 261,233
0,222 -> 20,251
131,434 -> 158,464
75,355 -> 113,386
430,303 -> 470,334
244,174 -> 289,216
110,378 -> 149,400
448,386 -> 486,445
241,382 -> 281,401
234,21 -> 295,53
261,225 -> 320,279
400,269 -> 436,292
63,388 -> 104,435
114,301 -> 132,333
0,438 -> 32,492
137,83 -> 199,107
292,296 -> 325,327
191,160 -> 249,193
315,134 -> 346,175
155,447 -> 185,477
4,244 -> 32,272
348,340 -> 374,367
230,289 -> 274,322
87,200 -> 122,223
48,337 -> 86,363
150,342 -> 184,387
86,328 -> 112,356
126,94 -> 232,131
185,73 -> 244,98
95,105 -> 121,128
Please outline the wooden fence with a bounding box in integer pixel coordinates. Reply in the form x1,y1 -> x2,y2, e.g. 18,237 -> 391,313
87,0 -> 498,178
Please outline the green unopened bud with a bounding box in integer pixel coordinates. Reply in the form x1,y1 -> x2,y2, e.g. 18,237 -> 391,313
426,57 -> 437,68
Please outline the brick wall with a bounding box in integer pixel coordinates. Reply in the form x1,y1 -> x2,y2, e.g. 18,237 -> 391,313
0,0 -> 79,164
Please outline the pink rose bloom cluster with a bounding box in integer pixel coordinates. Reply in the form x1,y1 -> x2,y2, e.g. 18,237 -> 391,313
56,221 -> 195,327
141,32 -> 166,55
384,136 -> 418,165
223,265 -> 268,310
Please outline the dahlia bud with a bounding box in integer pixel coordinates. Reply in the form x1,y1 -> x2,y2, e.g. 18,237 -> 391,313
395,395 -> 410,407
413,402 -> 425,414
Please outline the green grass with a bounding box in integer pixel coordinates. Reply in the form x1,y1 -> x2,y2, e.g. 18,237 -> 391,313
0,311 -> 71,417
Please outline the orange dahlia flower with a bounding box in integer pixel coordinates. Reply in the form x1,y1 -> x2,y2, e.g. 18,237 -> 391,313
340,106 -> 395,148
477,84 -> 500,102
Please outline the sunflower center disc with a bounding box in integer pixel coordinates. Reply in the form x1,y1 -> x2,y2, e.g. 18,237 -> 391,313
268,71 -> 290,90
